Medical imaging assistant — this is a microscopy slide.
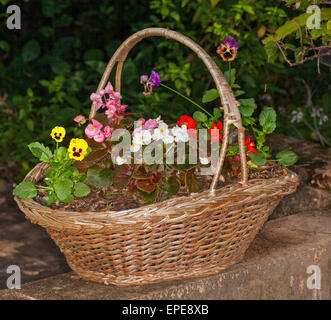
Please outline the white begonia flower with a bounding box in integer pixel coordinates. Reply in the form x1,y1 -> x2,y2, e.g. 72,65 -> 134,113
134,129 -> 152,145
130,139 -> 141,152
199,157 -> 209,165
115,156 -> 125,165
171,125 -> 189,143
152,122 -> 170,141
163,134 -> 174,144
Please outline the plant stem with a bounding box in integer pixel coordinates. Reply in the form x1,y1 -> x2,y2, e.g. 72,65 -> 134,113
160,83 -> 213,117
228,61 -> 232,87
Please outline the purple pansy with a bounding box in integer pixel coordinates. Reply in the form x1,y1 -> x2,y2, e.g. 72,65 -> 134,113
217,37 -> 239,61
140,70 -> 161,96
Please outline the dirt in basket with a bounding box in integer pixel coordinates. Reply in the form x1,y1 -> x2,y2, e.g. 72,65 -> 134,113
36,162 -> 288,212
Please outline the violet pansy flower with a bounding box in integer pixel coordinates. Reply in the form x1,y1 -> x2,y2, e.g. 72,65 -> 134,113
217,37 -> 239,61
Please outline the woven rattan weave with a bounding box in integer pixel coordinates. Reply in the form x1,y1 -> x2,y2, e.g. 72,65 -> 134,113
14,28 -> 299,286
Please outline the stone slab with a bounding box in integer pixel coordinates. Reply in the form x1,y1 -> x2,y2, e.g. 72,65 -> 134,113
0,212 -> 330,300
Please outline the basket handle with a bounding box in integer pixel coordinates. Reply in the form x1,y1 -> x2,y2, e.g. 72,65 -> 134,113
89,28 -> 248,193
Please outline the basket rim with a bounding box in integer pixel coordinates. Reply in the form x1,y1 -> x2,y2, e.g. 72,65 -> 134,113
14,162 -> 299,233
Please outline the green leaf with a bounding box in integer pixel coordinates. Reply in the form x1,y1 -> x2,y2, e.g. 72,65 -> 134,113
55,147 -> 67,162
249,152 -> 266,166
13,181 -> 37,199
83,49 -> 105,61
202,89 -> 219,103
137,189 -> 158,205
276,151 -> 299,166
73,182 -> 91,197
259,107 -> 277,134
87,166 -> 113,187
193,111 -> 208,122
166,175 -> 180,196
224,69 -> 236,86
213,107 -> 222,119
0,40 -> 10,52
22,40 -> 41,62
28,142 -> 53,162
49,59 -> 71,75
54,179 -> 73,201
238,98 -> 257,117
185,169 -> 204,193
85,60 -> 107,75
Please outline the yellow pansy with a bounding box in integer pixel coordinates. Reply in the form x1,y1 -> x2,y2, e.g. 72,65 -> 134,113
51,126 -> 66,142
67,138 -> 88,161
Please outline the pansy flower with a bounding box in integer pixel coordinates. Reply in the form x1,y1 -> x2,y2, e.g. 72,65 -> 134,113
245,136 -> 258,154
141,70 -> 161,96
68,138 -> 88,161
217,37 -> 239,61
50,126 -> 66,143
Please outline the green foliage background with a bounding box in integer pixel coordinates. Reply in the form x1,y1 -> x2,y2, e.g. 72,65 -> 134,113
0,0 -> 330,179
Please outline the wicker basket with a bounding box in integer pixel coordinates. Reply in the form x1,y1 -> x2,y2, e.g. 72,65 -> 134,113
14,28 -> 299,286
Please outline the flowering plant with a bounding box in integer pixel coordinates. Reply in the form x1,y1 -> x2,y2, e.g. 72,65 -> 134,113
13,127 -> 91,204
13,37 -> 299,207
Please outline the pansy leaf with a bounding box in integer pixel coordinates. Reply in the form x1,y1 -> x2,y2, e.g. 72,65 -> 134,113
73,182 -> 91,197
28,142 -> 53,162
54,179 -> 73,201
13,181 -> 37,199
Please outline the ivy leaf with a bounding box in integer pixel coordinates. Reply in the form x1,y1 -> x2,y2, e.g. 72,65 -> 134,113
73,182 -> 91,197
202,89 -> 219,103
28,142 -> 53,162
13,181 -> 37,199
193,111 -> 208,122
276,151 -> 298,166
259,107 -> 277,134
249,152 -> 266,166
54,179 -> 73,201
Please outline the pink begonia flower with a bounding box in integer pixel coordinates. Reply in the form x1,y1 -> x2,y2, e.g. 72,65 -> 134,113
103,126 -> 112,138
138,118 -> 146,125
74,114 -> 87,126
105,106 -> 117,119
85,119 -> 103,138
90,93 -> 101,101
104,82 -> 113,94
93,130 -> 105,143
142,118 -> 158,130
90,93 -> 104,111
104,81 -> 122,101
